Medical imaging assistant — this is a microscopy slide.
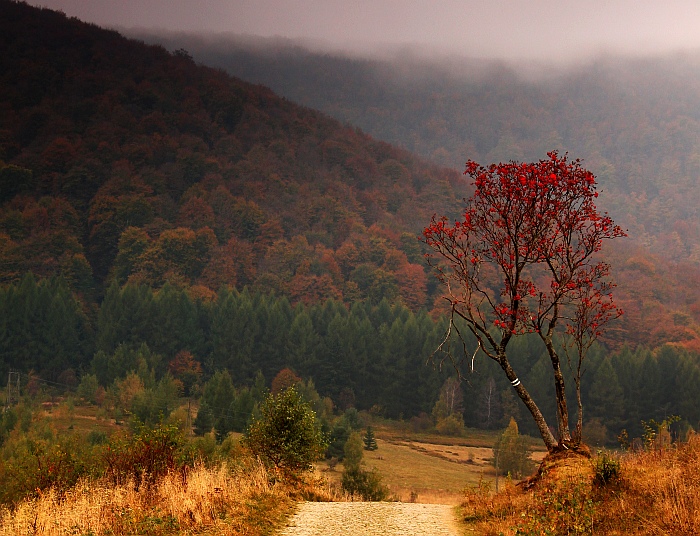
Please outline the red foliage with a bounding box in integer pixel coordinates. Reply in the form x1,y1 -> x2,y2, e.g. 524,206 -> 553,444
177,196 -> 215,230
289,271 -> 343,306
395,262 -> 428,310
271,368 -> 301,395
424,152 -> 626,449
168,350 -> 202,378
424,152 -> 625,342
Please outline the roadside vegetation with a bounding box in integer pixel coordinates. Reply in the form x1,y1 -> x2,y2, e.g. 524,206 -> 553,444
0,379 -> 546,532
0,388 -> 334,535
462,429 -> 700,535
0,461 -> 294,536
2,372 -> 699,535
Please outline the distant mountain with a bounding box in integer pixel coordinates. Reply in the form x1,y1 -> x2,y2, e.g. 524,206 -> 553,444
125,31 -> 700,351
1,2 -> 699,351
133,33 -> 700,266
0,0 -> 465,311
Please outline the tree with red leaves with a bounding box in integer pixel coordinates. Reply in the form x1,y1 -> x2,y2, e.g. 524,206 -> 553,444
424,152 -> 625,452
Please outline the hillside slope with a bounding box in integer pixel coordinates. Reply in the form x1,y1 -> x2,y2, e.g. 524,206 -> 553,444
138,35 -> 700,259
126,31 -> 700,351
0,1 -> 463,310
2,2 -> 700,350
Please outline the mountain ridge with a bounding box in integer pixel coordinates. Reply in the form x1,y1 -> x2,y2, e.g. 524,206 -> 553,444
1,1 -> 699,351
0,0 -> 464,312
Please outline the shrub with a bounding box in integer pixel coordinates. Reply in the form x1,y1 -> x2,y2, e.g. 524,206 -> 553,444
103,422 -> 183,488
0,408 -> 18,445
410,412 -> 433,432
76,373 -> 100,405
340,429 -> 388,500
592,450 -> 621,487
0,430 -> 92,504
436,413 -> 464,436
245,387 -> 326,476
493,418 -> 531,478
582,417 -> 608,447
326,419 -> 351,460
87,430 -> 107,445
341,466 -> 389,501
343,431 -> 364,470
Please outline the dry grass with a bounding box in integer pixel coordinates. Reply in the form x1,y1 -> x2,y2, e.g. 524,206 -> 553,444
317,428 -> 547,505
378,426 -> 504,449
40,403 -> 122,436
618,433 -> 700,535
321,438 -> 512,505
460,433 -> 700,535
0,460 -> 295,536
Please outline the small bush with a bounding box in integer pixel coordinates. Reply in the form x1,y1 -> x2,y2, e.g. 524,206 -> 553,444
103,422 -> 183,488
341,467 -> 389,501
410,412 -> 433,432
593,451 -> 621,487
435,413 -> 464,436
325,420 -> 351,459
245,387 -> 326,476
514,478 -> 594,536
87,430 -> 107,445
493,418 -> 531,478
0,431 -> 92,504
343,431 -> 364,469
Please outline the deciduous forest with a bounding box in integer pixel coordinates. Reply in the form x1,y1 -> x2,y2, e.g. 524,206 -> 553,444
1,0 -> 700,452
140,33 -> 700,352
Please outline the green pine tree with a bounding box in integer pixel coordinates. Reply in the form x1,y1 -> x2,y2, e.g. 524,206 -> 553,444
363,426 -> 378,451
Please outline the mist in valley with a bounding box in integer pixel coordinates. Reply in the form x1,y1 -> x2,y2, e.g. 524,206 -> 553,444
122,29 -> 700,267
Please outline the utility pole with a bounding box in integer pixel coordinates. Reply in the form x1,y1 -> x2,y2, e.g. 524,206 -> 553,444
5,370 -> 20,409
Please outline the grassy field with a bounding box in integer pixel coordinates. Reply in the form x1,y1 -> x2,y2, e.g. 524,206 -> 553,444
320,426 -> 546,505
29,400 -> 550,507
38,403 -> 123,435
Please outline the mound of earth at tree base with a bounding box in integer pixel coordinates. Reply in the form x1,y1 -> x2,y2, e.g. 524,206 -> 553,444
461,443 -> 602,533
517,442 -> 592,491
467,436 -> 700,534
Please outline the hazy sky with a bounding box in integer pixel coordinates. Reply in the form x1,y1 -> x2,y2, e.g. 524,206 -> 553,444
26,0 -> 700,61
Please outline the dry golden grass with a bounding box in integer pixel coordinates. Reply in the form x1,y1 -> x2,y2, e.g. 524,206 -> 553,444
317,428 -> 547,505
378,425 -> 504,449
39,403 -> 124,438
460,433 -> 700,535
320,438 -> 511,505
618,433 -> 700,535
0,460 -> 294,536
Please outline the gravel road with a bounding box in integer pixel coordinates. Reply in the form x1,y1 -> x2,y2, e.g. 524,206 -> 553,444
279,502 -> 462,535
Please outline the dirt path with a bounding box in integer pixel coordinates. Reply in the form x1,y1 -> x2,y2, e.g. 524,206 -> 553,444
279,502 -> 463,535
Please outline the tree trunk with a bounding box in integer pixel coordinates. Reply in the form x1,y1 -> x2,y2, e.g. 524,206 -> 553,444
499,353 -> 557,452
544,337 -> 572,444
574,374 -> 583,444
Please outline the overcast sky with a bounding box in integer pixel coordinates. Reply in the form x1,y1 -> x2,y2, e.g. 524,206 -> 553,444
26,0 -> 700,62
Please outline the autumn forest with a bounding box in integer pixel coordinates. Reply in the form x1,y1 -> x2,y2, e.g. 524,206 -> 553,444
2,0 -> 700,452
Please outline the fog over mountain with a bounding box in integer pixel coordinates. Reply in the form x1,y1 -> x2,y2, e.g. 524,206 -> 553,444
25,0 -> 700,63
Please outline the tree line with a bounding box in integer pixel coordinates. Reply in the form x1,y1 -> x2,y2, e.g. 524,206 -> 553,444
1,274 -> 698,443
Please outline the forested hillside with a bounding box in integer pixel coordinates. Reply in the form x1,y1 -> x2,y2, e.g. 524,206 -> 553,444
2,275 -> 698,441
158,34 -> 700,262
1,1 -> 700,444
128,32 -> 700,352
0,1 -> 463,310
